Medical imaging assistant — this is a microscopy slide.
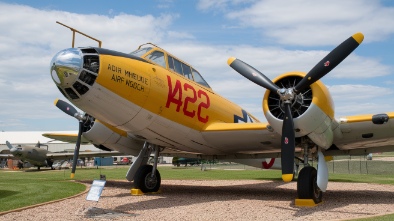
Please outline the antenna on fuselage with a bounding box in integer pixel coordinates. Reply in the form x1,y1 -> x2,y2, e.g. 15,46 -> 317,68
56,21 -> 102,48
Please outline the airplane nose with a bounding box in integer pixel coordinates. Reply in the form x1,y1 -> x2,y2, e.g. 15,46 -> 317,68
50,48 -> 83,87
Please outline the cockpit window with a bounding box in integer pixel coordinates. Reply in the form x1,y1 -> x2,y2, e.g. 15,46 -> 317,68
130,47 -> 152,57
173,58 -> 183,75
145,51 -> 166,68
168,56 -> 175,72
168,55 -> 193,80
135,44 -> 211,89
181,63 -> 193,80
192,68 -> 210,88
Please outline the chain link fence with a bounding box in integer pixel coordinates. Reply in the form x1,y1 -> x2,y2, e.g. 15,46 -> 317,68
327,155 -> 394,175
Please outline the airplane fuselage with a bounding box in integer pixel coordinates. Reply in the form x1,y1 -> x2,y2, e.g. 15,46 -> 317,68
10,145 -> 48,167
51,46 -> 259,155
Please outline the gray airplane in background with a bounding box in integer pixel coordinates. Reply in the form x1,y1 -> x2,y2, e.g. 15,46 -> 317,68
2,141 -> 121,170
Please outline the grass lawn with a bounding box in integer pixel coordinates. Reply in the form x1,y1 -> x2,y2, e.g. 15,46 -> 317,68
0,170 -> 86,212
1,164 -> 394,220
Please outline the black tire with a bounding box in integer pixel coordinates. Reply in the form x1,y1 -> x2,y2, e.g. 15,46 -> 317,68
297,166 -> 322,204
134,165 -> 161,193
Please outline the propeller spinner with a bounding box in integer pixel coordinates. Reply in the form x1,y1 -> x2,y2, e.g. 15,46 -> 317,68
228,33 -> 364,182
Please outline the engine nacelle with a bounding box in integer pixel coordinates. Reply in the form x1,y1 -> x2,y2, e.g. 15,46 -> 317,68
82,120 -> 143,156
262,71 -> 336,149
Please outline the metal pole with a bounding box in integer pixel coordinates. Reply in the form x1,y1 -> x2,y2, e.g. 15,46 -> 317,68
56,21 -> 102,48
72,31 -> 75,48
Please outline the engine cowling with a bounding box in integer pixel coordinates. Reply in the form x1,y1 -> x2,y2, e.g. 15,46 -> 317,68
262,71 -> 336,149
82,119 -> 144,156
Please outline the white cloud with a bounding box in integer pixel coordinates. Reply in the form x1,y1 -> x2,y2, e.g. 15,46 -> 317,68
0,2 -> 392,130
0,3 -> 177,130
329,84 -> 394,116
167,31 -> 195,40
225,0 -> 394,46
329,84 -> 393,101
161,42 -> 391,82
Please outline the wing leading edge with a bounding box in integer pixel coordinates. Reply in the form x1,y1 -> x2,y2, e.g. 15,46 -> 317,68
42,133 -> 90,144
202,122 -> 283,157
329,112 -> 394,155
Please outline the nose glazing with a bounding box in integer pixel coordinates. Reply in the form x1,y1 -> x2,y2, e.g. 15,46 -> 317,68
50,48 -> 83,87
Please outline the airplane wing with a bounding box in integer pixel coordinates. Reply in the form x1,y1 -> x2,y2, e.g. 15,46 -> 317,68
200,113 -> 394,158
0,153 -> 14,159
46,151 -> 124,160
42,133 -> 90,144
328,113 -> 394,155
201,123 -> 286,158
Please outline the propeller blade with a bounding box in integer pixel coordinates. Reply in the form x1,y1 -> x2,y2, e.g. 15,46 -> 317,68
6,141 -> 14,150
54,98 -> 78,118
294,33 -> 364,93
70,120 -> 83,179
281,103 -> 295,182
227,57 -> 280,92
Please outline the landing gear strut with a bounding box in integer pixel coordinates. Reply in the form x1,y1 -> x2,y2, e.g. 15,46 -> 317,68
126,142 -> 162,193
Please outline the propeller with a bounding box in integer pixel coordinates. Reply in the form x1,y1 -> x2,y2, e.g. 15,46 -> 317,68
228,33 -> 364,182
54,99 -> 86,179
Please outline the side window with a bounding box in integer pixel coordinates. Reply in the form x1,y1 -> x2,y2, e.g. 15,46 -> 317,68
173,58 -> 183,75
181,63 -> 193,80
192,68 -> 210,88
146,51 -> 166,68
168,55 -> 175,72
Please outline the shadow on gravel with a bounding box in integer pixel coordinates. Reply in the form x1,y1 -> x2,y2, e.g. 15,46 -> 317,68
77,179 -> 394,218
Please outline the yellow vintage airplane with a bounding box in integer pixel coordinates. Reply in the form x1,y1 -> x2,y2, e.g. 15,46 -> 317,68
49,31 -> 394,204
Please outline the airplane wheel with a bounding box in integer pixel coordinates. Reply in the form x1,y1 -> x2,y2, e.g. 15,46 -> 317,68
134,165 -> 161,193
297,166 -> 322,204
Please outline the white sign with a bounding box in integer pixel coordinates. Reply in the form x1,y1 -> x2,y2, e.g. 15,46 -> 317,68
86,180 -> 106,201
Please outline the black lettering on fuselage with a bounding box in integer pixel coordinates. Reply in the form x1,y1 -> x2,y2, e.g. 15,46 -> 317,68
111,74 -> 124,83
124,70 -> 149,85
125,79 -> 144,92
108,64 -> 121,73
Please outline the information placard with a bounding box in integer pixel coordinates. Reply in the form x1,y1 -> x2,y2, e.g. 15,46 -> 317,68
86,180 -> 106,201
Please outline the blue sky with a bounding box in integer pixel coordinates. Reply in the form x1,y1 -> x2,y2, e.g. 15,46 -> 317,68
0,0 -> 393,131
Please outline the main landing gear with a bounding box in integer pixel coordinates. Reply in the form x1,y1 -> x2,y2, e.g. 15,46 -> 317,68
126,142 -> 162,193
296,143 -> 326,204
297,166 -> 322,204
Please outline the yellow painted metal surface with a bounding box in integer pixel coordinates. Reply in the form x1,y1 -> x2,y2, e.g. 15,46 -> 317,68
95,51 -> 258,132
342,112 -> 394,123
282,174 -> 294,182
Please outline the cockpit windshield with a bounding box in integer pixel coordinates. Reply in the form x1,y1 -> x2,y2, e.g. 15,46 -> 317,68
132,43 -> 211,89
130,47 -> 152,57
